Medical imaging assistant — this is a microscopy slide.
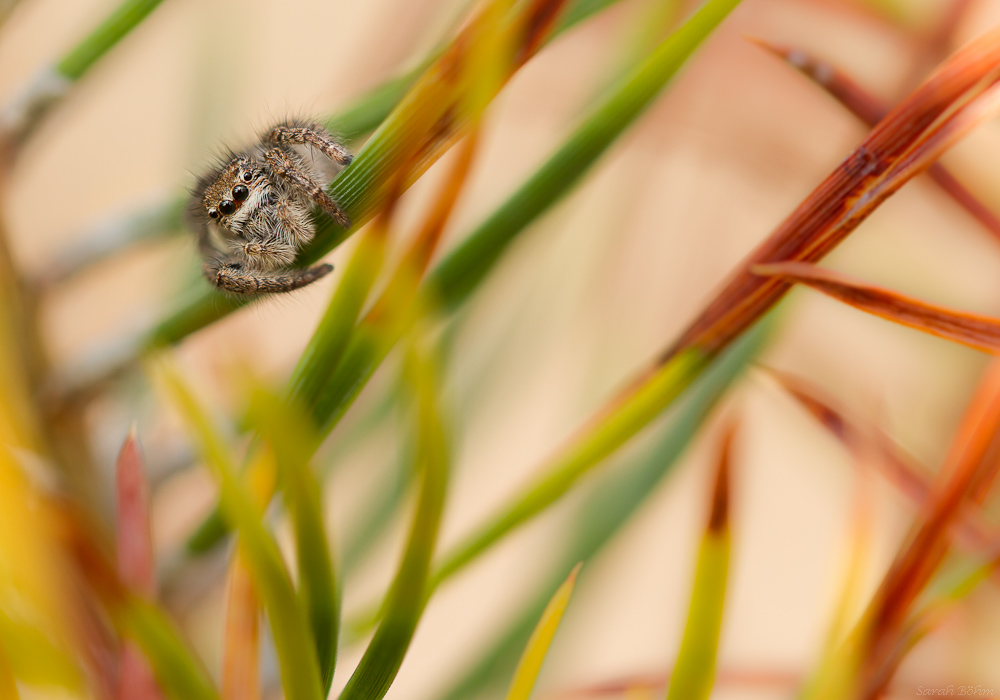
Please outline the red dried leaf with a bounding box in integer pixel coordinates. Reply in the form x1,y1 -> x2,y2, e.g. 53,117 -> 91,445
753,261 -> 1000,353
655,28 -> 1000,370
755,39 -> 1000,243
116,428 -> 155,597
769,370 -> 994,551
114,429 -> 163,700
749,38 -> 886,123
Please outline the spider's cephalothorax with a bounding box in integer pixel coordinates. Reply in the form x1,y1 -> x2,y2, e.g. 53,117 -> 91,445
187,120 -> 353,294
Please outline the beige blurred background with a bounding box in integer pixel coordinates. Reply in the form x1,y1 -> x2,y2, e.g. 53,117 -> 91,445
5,0 -> 1000,698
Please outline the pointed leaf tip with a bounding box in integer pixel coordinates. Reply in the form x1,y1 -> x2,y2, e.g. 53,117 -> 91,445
707,422 -> 734,535
665,421 -> 735,700
753,262 -> 1000,354
114,428 -> 167,700
504,563 -> 581,700
115,428 -> 154,596
567,561 -> 583,582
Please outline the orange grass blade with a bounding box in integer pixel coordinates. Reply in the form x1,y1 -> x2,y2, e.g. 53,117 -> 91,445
366,129 -> 482,335
877,548 -> 1000,699
753,261 -> 1000,353
222,556 -> 259,700
853,360 -> 1000,697
664,28 -> 1000,362
0,641 -> 17,700
115,429 -> 163,700
756,39 -> 1000,243
961,363 -> 1000,508
409,129 -> 481,277
769,370 -> 993,551
303,0 -> 569,253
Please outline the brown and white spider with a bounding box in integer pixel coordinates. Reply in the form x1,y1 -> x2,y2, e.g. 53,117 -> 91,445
187,120 -> 352,294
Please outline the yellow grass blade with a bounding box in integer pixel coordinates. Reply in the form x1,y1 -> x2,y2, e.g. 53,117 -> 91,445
665,424 -> 734,700
504,563 -> 582,700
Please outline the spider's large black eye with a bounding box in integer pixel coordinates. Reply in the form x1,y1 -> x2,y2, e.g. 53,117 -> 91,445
219,200 -> 236,216
208,208 -> 219,219
232,185 -> 249,201
241,171 -> 253,183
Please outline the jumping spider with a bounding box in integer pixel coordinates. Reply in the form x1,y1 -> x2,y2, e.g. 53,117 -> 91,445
188,120 -> 353,294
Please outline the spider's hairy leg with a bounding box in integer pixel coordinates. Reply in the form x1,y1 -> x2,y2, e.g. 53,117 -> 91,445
204,257 -> 333,294
264,147 -> 351,229
273,195 -> 315,246
264,121 -> 353,166
240,237 -> 298,269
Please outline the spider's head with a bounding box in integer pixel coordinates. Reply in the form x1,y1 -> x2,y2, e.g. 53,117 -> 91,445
202,157 -> 258,224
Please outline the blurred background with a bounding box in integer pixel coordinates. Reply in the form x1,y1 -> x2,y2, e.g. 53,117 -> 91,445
4,0 -> 1000,698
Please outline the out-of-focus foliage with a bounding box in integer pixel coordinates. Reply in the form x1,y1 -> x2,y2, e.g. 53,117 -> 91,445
3,0 -> 1000,699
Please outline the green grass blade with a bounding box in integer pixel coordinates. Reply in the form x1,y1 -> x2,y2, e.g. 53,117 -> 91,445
664,533 -> 729,700
185,294 -> 398,557
298,0 -> 743,581
143,0 -> 631,350
146,293 -> 246,349
330,68 -> 429,141
248,388 -> 340,694
46,0 -> 626,305
664,429 -> 733,700
56,0 -> 167,80
185,229 -> 387,554
339,339 -> 450,700
504,564 -> 580,700
314,323 -> 397,434
428,0 -> 744,309
296,0 -> 745,583
154,360 -> 324,700
181,0 -> 736,563
149,0 -> 555,345
116,596 -> 220,700
431,349 -> 707,585
436,320 -> 769,700
287,228 -> 387,414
